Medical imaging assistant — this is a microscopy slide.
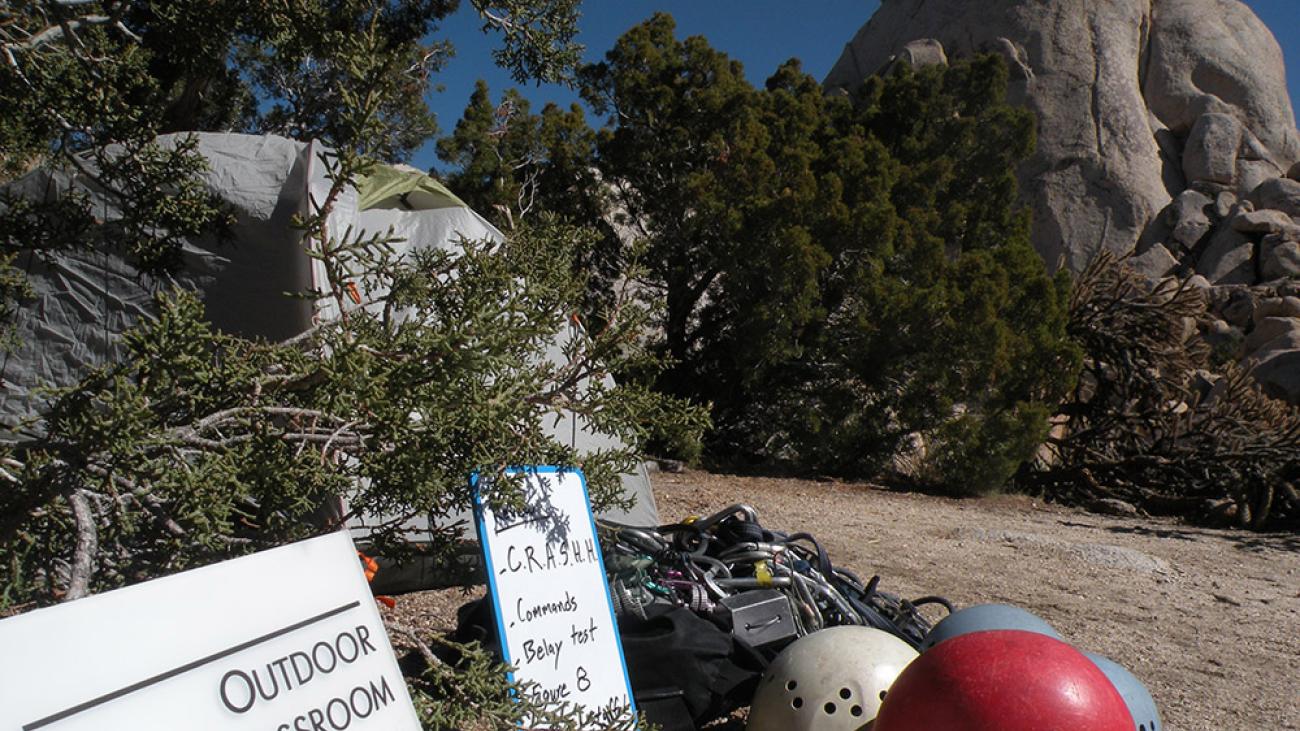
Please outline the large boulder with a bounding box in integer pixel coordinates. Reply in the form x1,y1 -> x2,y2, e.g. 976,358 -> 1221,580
1168,189 -> 1214,250
1229,209 -> 1300,237
1126,244 -> 1179,282
1183,113 -> 1242,186
890,38 -> 948,71
1197,226 -> 1254,284
1243,316 -> 1300,355
1144,1 -> 1300,185
1246,177 -> 1300,218
1255,296 -> 1300,319
1261,235 -> 1300,280
1249,349 -> 1300,402
825,0 -> 1300,274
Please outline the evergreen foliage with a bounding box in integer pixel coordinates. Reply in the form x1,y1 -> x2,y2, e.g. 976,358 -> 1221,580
434,78 -> 629,350
1,2 -> 686,726
1,1 -> 585,172
436,15 -> 1079,492
436,80 -> 604,230
580,13 -> 759,392
570,17 -> 1078,491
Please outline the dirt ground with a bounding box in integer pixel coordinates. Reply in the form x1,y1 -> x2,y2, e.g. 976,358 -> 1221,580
388,469 -> 1300,730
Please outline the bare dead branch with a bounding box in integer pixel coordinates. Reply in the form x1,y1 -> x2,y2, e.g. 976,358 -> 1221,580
1021,252 -> 1300,530
384,619 -> 449,674
65,489 -> 98,601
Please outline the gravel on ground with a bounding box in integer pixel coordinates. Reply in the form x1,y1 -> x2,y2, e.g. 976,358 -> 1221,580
385,469 -> 1300,730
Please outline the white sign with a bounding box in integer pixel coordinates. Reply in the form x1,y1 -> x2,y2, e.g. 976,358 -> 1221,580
0,532 -> 421,731
473,467 -> 635,725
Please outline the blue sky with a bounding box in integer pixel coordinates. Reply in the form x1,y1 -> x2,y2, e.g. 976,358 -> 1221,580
413,0 -> 1300,172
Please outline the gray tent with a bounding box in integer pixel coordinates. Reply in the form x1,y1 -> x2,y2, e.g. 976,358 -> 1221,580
1,133 -> 659,565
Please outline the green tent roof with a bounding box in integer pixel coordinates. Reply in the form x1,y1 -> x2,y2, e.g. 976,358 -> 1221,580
355,164 -> 468,211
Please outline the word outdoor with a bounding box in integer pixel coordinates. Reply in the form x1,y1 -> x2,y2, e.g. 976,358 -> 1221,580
218,624 -> 401,731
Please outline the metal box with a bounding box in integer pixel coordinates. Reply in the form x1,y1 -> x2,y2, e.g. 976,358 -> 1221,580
718,589 -> 798,648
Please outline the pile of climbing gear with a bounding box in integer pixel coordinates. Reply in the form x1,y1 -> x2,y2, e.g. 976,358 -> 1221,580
452,501 -> 1163,730
596,504 -> 952,729
598,503 -> 950,651
596,505 -> 1163,731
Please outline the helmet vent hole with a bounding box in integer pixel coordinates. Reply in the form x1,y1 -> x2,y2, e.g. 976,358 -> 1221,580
786,680 -> 798,691
792,697 -> 804,709
823,702 -> 837,715
1139,726 -> 1146,731
839,687 -> 852,700
878,690 -> 888,701
851,705 -> 864,717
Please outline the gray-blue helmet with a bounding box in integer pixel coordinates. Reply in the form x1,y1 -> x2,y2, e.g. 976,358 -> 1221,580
920,603 -> 1061,651
1085,652 -> 1163,731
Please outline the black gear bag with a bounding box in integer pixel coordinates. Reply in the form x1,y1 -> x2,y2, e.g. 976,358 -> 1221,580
618,605 -> 767,729
451,597 -> 766,730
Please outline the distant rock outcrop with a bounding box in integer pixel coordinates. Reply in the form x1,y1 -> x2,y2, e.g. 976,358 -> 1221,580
826,0 -> 1300,273
826,0 -> 1300,403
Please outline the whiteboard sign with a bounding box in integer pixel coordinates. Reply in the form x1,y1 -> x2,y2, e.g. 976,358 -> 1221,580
0,532 -> 421,731
473,467 -> 634,725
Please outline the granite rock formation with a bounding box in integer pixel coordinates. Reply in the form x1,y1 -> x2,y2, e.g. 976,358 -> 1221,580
826,0 -> 1300,403
826,0 -> 1300,272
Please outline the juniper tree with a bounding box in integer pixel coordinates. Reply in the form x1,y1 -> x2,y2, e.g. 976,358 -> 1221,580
438,79 -> 606,228
435,79 -> 628,343
567,16 -> 1079,490
578,13 -> 759,399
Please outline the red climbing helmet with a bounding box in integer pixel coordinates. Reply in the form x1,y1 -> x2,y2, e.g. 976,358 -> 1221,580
873,630 -> 1134,731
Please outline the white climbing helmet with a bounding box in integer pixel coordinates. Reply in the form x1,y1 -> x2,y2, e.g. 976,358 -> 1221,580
746,626 -> 919,731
